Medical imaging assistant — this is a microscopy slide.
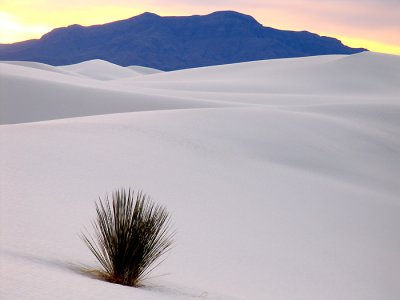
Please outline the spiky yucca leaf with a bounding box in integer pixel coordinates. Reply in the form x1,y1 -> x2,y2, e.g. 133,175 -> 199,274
81,189 -> 174,287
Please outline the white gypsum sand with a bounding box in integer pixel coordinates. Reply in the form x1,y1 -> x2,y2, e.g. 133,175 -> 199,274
0,52 -> 399,300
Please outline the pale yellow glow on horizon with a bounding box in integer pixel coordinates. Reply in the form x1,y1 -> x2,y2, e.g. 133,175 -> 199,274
0,12 -> 51,43
339,36 -> 400,56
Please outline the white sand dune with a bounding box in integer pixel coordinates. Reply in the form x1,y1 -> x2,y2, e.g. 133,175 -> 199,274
1,60 -> 84,77
0,62 -> 228,124
1,52 -> 399,300
60,59 -> 161,80
2,52 -> 399,124
119,52 -> 400,95
127,65 -> 163,75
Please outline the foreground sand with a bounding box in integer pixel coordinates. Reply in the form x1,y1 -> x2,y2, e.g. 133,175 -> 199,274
1,52 -> 399,299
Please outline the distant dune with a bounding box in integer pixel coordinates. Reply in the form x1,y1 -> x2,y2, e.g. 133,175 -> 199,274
59,59 -> 160,80
126,65 -> 163,75
1,52 -> 399,124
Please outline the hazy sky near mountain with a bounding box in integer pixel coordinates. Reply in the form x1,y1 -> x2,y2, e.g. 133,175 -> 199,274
1,0 -> 399,54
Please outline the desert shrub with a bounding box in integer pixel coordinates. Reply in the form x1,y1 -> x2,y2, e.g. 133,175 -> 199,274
81,188 -> 174,287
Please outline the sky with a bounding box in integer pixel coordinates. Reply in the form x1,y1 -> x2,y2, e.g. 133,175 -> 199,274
0,0 -> 399,55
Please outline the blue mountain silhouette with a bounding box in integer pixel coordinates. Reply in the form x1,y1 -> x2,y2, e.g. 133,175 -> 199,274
0,11 -> 366,70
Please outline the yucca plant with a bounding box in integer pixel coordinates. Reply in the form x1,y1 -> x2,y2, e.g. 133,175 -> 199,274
81,188 -> 174,287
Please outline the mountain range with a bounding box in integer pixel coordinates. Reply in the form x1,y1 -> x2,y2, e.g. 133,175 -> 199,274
0,11 -> 366,70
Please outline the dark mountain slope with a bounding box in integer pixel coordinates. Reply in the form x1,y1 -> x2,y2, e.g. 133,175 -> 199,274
0,11 -> 366,70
